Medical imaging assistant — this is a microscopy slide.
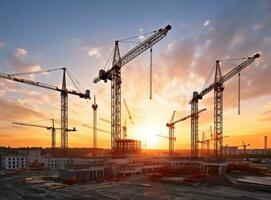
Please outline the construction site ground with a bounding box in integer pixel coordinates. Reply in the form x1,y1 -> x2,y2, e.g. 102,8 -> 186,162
0,170 -> 270,200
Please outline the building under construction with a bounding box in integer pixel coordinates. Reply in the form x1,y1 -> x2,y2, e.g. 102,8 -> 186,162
113,139 -> 141,155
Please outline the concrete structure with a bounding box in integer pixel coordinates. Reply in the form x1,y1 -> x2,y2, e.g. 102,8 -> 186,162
143,157 -> 228,176
0,147 -> 42,168
59,166 -> 105,183
203,162 -> 227,176
114,139 -> 141,154
245,149 -> 271,155
223,146 -> 271,155
223,146 -> 238,155
0,154 -> 27,170
118,164 -> 163,176
43,157 -> 105,169
19,148 -> 42,167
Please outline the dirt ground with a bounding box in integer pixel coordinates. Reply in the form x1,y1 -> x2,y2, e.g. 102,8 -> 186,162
0,171 -> 270,200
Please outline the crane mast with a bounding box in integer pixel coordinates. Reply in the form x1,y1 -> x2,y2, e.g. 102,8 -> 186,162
61,68 -> 68,151
190,53 -> 260,159
92,96 -> 98,156
51,119 -> 56,155
168,111 -> 176,157
93,25 -> 171,151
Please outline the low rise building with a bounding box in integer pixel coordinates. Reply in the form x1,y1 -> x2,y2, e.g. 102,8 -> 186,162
43,157 -> 105,169
118,164 -> 163,176
223,146 -> 239,155
0,154 -> 27,170
59,166 -> 105,183
19,147 -> 42,167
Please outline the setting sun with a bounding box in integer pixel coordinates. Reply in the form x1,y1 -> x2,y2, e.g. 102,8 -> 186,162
135,124 -> 162,149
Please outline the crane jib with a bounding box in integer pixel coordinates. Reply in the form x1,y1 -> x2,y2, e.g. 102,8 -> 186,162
0,73 -> 90,99
190,53 -> 260,102
93,25 -> 171,83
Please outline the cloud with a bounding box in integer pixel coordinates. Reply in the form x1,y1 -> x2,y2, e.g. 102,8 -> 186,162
203,20 -> 210,27
0,99 -> 45,121
166,3 -> 270,106
253,1 -> 271,31
119,0 -> 271,116
260,109 -> 271,121
0,90 -> 5,96
14,48 -> 28,57
139,35 -> 144,40
0,41 -> 5,48
10,48 -> 42,73
73,38 -> 81,43
138,28 -> 145,41
87,47 -> 102,58
0,76 -> 24,94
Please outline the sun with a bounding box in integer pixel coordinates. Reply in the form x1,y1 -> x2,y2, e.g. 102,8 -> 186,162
133,124 -> 163,149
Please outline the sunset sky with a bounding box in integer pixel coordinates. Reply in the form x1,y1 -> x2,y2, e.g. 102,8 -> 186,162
0,0 -> 270,150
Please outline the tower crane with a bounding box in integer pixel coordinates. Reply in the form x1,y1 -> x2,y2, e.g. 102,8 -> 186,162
189,53 -> 260,159
198,134 -> 229,157
93,25 -> 171,151
239,141 -> 250,154
123,98 -> 134,125
165,108 -> 206,157
122,119 -> 127,139
123,98 -> 134,139
165,110 -> 176,156
12,119 -> 76,155
198,126 -> 213,157
156,134 -> 176,156
198,131 -> 207,156
0,68 -> 90,152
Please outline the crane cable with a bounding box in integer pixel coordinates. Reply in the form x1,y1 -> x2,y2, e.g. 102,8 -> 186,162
13,119 -> 53,127
104,30 -> 156,100
103,47 -> 114,71
201,64 -> 216,91
66,69 -> 85,93
150,47 -> 152,100
9,67 -> 63,76
221,57 -> 247,62
220,58 -> 248,116
238,72 -> 241,115
9,67 -> 87,96
118,30 -> 157,42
